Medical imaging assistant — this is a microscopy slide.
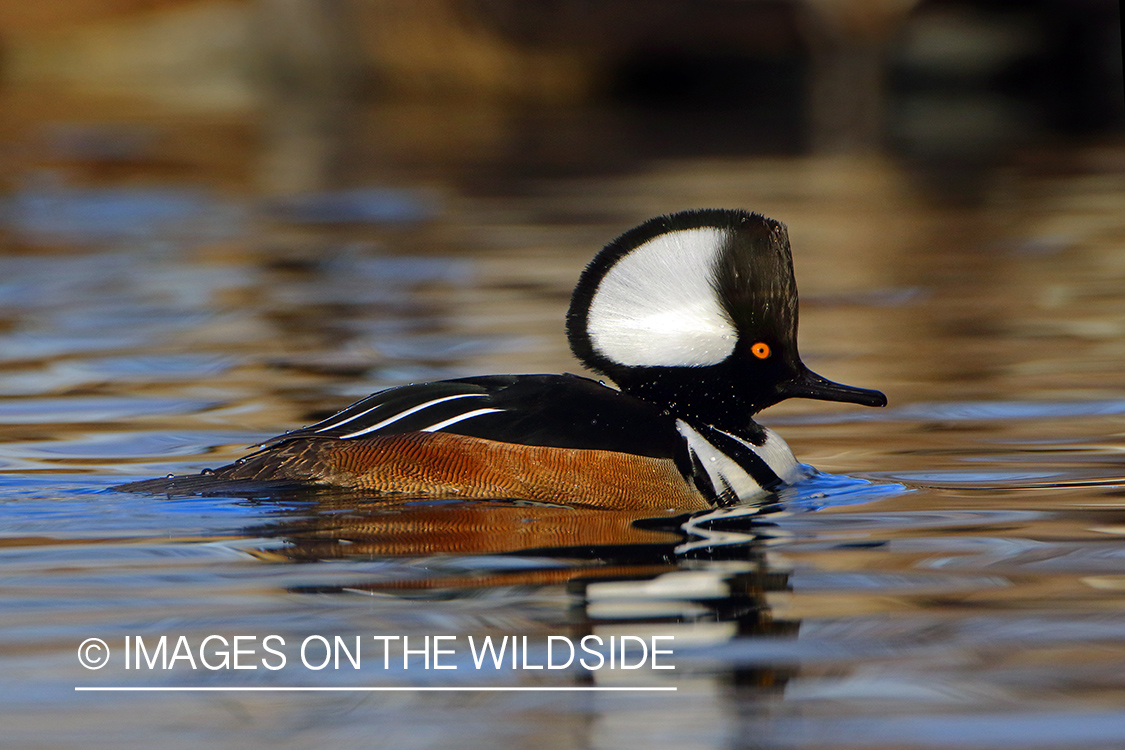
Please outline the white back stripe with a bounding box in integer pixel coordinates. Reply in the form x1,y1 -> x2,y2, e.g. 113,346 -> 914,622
587,227 -> 737,367
421,408 -> 504,432
336,393 -> 488,438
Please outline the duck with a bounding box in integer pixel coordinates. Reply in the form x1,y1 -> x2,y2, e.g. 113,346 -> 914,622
121,209 -> 886,510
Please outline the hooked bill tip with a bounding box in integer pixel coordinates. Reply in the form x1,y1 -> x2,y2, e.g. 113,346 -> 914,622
778,369 -> 887,408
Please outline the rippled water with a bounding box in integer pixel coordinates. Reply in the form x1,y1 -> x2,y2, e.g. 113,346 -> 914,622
2,97 -> 1125,749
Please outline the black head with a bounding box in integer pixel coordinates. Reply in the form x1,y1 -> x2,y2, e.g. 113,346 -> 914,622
566,209 -> 886,432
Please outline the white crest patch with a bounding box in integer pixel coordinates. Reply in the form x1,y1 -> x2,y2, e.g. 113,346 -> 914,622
587,227 -> 737,367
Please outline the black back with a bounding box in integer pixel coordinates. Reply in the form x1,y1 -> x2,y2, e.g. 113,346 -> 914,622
266,373 -> 683,460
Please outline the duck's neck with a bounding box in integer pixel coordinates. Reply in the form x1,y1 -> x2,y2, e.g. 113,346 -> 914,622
614,367 -> 776,437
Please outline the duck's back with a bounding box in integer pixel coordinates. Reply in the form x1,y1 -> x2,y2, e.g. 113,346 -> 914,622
119,374 -> 708,511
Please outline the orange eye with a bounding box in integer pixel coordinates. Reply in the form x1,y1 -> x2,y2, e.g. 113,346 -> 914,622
751,342 -> 771,359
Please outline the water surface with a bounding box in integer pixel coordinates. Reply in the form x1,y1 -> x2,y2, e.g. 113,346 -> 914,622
2,97 -> 1125,749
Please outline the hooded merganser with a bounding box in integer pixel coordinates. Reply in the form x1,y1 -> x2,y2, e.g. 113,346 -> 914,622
123,209 -> 886,509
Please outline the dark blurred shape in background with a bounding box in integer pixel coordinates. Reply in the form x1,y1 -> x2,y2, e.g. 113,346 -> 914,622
889,0 -> 1124,154
0,0 -> 1120,192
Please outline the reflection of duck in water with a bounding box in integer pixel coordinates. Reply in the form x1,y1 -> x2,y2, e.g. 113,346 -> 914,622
124,210 -> 885,509
252,495 -> 798,691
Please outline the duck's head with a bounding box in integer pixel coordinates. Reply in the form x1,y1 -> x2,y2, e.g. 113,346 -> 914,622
567,209 -> 886,432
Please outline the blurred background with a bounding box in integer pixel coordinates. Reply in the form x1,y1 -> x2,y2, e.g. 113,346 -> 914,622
2,5 -> 1125,749
0,0 -> 1121,191
0,0 -> 1121,437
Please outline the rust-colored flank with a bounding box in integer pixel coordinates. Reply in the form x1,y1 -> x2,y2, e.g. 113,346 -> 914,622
221,431 -> 709,512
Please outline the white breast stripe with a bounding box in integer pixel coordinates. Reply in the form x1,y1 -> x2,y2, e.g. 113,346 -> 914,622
420,408 -> 504,433
676,420 -> 764,502
337,393 -> 488,438
714,426 -> 807,486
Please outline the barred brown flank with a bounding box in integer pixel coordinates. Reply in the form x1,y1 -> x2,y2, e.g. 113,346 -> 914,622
207,431 -> 708,512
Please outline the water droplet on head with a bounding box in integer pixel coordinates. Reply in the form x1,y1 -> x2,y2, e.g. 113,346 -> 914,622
201,468 -> 215,476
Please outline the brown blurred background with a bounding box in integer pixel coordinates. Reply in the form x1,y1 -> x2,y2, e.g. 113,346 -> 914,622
0,0 -> 1120,196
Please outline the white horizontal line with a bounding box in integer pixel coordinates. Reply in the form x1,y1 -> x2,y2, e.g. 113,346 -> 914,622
420,407 -> 504,432
335,392 -> 487,438
76,686 -> 676,692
